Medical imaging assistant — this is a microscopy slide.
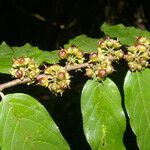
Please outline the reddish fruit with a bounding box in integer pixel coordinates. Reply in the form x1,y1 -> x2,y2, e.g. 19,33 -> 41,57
97,69 -> 107,78
57,72 -> 66,80
59,81 -> 68,90
139,58 -> 147,66
37,75 -> 49,86
89,52 -> 98,62
58,49 -> 68,59
17,57 -> 25,64
16,70 -> 24,79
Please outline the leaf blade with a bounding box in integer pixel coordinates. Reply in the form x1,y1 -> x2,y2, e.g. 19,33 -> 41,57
64,34 -> 100,53
0,42 -> 60,74
101,23 -> 150,45
0,93 -> 70,150
81,79 -> 126,150
124,69 -> 150,150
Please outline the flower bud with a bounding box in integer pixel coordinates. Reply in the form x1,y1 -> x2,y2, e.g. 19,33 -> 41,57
97,69 -> 107,78
115,50 -> 124,59
57,72 -> 66,80
37,75 -> 49,87
128,46 -> 137,52
59,81 -> 68,90
89,52 -> 99,62
113,41 -> 121,49
137,37 -> 147,44
98,40 -> 106,48
136,64 -> 142,71
106,40 -> 113,47
13,57 -> 26,67
76,51 -> 84,59
15,69 -> 25,79
72,46 -> 79,54
106,65 -> 114,74
124,54 -> 134,62
85,68 -> 94,78
58,49 -> 68,59
139,58 -> 148,66
136,44 -> 146,52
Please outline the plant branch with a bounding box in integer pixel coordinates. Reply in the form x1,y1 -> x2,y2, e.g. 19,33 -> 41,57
0,77 -> 31,91
65,62 -> 92,71
0,63 -> 92,91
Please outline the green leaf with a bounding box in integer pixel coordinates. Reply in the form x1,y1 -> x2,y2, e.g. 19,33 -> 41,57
40,50 -> 59,65
0,42 -> 14,74
64,34 -> 100,53
101,23 -> 150,45
124,69 -> 150,150
0,93 -> 70,150
81,79 -> 126,150
0,42 -> 59,74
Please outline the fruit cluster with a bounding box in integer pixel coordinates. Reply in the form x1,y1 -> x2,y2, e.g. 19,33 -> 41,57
58,45 -> 85,64
125,37 -> 150,71
37,64 -> 70,95
11,57 -> 40,80
86,36 -> 124,80
11,36 -> 150,95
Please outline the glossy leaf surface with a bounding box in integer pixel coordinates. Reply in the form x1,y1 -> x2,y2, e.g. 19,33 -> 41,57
124,69 -> 150,150
0,93 -> 70,150
101,23 -> 150,45
0,42 -> 59,74
64,34 -> 100,53
81,79 -> 126,150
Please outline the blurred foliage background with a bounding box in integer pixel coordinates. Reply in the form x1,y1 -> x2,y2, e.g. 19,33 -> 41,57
0,0 -> 149,149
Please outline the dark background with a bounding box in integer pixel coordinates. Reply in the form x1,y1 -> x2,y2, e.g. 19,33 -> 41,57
1,0 -> 150,149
